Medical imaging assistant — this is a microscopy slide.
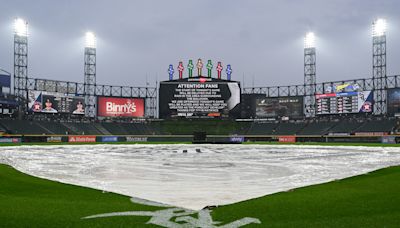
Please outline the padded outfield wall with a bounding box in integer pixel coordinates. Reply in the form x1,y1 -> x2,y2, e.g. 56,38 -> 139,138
0,134 -> 398,145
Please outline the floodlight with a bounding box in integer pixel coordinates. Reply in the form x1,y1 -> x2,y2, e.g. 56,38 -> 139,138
85,32 -> 96,48
14,18 -> 28,37
372,18 -> 387,37
304,32 -> 315,49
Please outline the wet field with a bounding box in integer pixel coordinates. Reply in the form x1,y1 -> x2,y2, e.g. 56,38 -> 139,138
1,144 -> 400,210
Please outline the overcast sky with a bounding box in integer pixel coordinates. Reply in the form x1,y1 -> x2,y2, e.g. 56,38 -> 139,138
0,0 -> 399,88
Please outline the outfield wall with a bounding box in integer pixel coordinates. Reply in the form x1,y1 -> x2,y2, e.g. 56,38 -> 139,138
0,134 -> 398,144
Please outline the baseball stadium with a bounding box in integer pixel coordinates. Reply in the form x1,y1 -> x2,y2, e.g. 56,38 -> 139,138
1,2 -> 400,228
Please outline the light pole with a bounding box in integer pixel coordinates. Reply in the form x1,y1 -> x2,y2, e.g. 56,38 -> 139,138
13,18 -> 29,114
372,18 -> 387,115
304,32 -> 316,117
84,32 -> 97,118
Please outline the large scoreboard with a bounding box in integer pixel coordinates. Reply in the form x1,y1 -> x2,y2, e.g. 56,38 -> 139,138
255,96 -> 303,118
316,91 -> 373,115
159,77 -> 241,118
28,91 -> 85,115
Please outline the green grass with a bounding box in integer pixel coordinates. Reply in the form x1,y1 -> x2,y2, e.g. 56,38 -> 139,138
1,164 -> 400,227
0,164 -> 165,227
212,166 -> 400,227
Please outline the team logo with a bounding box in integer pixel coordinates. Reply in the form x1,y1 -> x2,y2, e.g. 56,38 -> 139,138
361,101 -> 372,112
83,197 -> 261,227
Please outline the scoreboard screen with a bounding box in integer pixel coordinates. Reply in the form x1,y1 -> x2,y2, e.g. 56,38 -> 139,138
255,96 -> 303,118
159,77 -> 241,118
28,91 -> 85,115
316,91 -> 373,115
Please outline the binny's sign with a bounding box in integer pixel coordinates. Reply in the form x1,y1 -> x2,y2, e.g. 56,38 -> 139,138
98,97 -> 145,117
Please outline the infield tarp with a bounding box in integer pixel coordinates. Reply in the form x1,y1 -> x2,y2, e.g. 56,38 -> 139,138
1,144 -> 400,210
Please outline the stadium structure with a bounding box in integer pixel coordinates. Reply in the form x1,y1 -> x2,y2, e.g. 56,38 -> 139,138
2,15 -> 400,228
0,18 -> 399,145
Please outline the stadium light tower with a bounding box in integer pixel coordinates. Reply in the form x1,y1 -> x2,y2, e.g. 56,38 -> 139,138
372,18 -> 387,115
13,18 -> 29,114
84,31 -> 97,118
304,32 -> 316,117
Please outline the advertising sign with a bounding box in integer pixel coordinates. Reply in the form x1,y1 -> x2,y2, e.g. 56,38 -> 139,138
126,136 -> 148,142
159,77 -> 241,118
0,138 -> 21,143
278,136 -> 296,143
101,136 -> 118,142
255,96 -> 303,118
47,136 -> 62,143
316,91 -> 373,115
97,97 -> 145,117
324,83 -> 361,93
229,136 -> 244,143
381,136 -> 396,144
68,136 -> 96,143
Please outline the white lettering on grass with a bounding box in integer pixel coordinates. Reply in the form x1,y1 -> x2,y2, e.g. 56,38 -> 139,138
83,197 -> 261,228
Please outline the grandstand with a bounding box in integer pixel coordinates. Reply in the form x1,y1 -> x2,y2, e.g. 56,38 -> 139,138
297,121 -> 336,135
0,117 -> 397,139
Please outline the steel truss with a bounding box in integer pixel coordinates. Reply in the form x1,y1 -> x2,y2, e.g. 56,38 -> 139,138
14,34 -> 28,112
304,47 -> 316,117
372,34 -> 387,115
84,47 -> 96,118
23,77 -> 157,118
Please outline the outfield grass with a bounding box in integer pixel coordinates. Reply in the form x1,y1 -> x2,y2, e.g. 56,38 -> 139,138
212,166 -> 400,227
1,164 -> 400,227
0,164 -> 164,227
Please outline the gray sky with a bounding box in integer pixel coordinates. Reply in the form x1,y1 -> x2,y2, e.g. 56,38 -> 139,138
0,0 -> 399,88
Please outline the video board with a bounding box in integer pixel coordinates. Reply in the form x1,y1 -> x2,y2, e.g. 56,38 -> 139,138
97,97 -> 145,117
159,77 -> 241,118
255,96 -> 303,118
28,91 -> 85,114
388,88 -> 400,115
316,91 -> 373,115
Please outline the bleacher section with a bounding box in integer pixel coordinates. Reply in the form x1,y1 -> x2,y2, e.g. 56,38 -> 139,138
0,119 -> 48,135
327,120 -> 363,134
36,121 -> 72,135
273,122 -> 305,135
0,123 -> 6,133
61,122 -> 103,135
159,120 -> 240,135
0,118 -> 398,136
101,122 -> 159,135
246,122 -> 277,135
356,119 -> 396,133
298,121 -> 336,135
101,122 -> 130,135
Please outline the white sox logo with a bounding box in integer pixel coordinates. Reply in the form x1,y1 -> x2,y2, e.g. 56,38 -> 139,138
83,197 -> 261,227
